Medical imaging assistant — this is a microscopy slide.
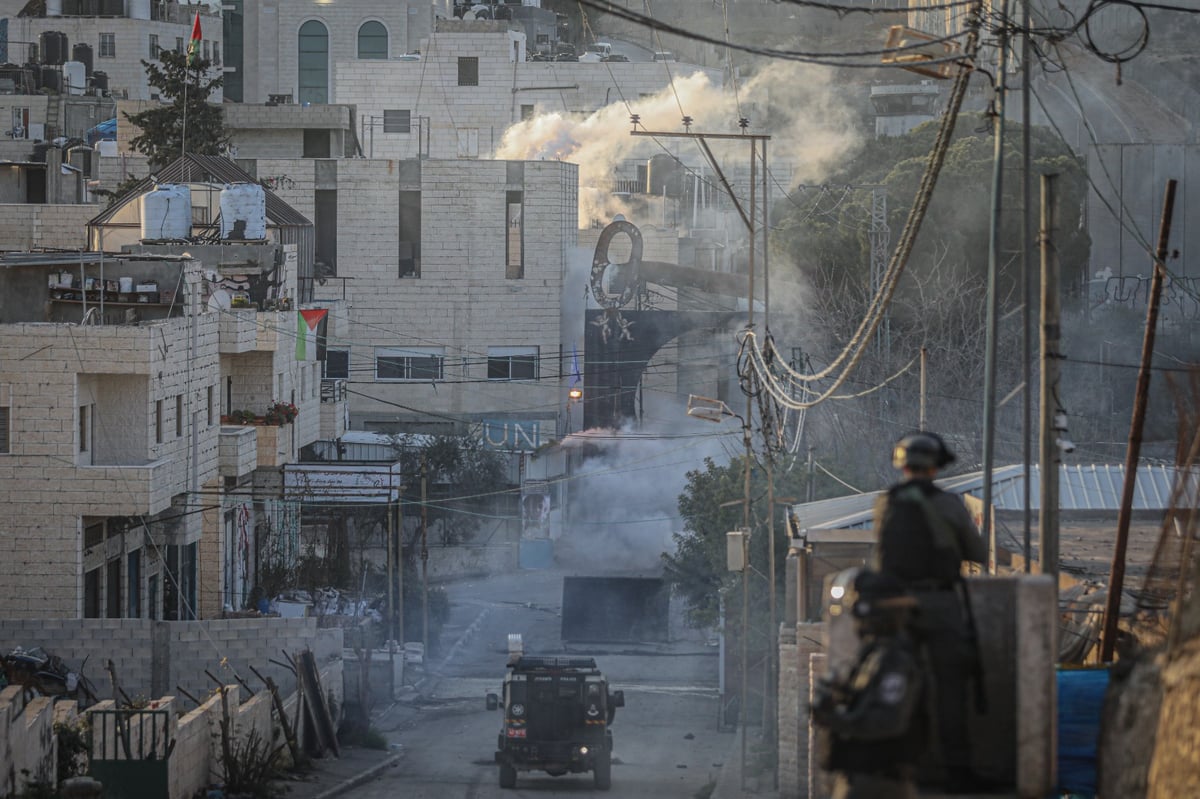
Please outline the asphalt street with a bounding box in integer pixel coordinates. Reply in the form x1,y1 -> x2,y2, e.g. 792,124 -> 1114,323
348,568 -> 735,798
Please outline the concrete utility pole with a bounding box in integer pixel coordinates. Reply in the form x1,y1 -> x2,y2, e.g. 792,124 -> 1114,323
635,124 -> 770,786
1021,0 -> 1035,573
1101,179 -> 1178,662
1038,174 -> 1060,585
421,454 -> 430,654
982,0 -> 1011,573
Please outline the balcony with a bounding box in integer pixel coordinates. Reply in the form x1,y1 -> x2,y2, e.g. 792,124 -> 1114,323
320,379 -> 349,440
218,309 -> 259,354
219,425 -> 258,478
79,458 -> 178,516
256,423 -> 293,468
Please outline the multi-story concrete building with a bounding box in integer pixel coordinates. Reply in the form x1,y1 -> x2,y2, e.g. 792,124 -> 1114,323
231,155 -> 578,442
335,19 -> 721,161
3,0 -> 223,102
221,0 -> 433,104
0,156 -> 349,620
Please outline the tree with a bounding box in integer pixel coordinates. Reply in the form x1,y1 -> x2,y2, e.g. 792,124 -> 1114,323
662,452 -> 809,628
770,113 -> 1091,474
125,50 -> 228,169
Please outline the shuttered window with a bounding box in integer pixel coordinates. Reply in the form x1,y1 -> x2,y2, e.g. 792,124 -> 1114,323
383,109 -> 411,133
0,406 -> 9,454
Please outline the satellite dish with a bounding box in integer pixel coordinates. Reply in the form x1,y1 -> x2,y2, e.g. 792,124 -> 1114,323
462,9 -> 476,19
208,287 -> 233,312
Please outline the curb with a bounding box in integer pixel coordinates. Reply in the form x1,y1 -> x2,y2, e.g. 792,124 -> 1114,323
309,751 -> 405,799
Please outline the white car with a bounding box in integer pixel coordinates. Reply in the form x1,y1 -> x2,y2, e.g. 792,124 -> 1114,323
579,41 -> 613,62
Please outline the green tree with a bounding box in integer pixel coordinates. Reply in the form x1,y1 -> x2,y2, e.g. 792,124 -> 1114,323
125,50 -> 228,169
662,453 -> 809,628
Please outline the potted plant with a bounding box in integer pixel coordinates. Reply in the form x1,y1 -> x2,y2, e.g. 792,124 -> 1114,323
221,409 -> 257,425
264,400 -> 298,426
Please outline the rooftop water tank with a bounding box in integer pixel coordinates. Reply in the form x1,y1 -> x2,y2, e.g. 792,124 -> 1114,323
63,61 -> 86,95
141,184 -> 192,241
39,31 -> 67,66
127,0 -> 151,19
39,65 -> 61,94
71,42 -> 93,76
91,70 -> 108,93
647,153 -> 682,197
220,183 -> 267,240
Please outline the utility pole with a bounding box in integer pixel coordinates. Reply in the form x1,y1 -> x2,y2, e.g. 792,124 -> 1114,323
421,454 -> 430,655
1100,179 -> 1178,662
1021,0 -> 1035,574
634,123 -> 769,788
919,346 -> 927,430
1038,174 -> 1061,585
982,0 -> 1011,573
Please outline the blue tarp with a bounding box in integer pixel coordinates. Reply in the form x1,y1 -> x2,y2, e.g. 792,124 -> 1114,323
1058,666 -> 1110,796
85,118 -> 117,146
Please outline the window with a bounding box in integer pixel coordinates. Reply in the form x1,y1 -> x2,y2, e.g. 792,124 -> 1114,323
314,188 -> 337,275
457,56 -> 478,86
84,568 -> 101,618
207,386 -> 214,426
78,404 -> 90,453
175,36 -> 184,54
357,20 -> 388,59
521,104 -> 535,121
383,109 -> 411,134
506,190 -> 524,279
99,33 -> 115,58
0,386 -> 9,454
456,128 -> 478,158
488,347 -> 538,381
106,558 -> 122,618
398,190 -> 421,277
375,347 -> 444,381
213,43 -> 221,66
303,129 -> 331,157
155,399 -> 163,444
148,574 -> 158,620
127,550 -> 141,618
203,40 -> 210,61
298,20 -> 329,104
148,34 -> 159,59
175,394 -> 183,438
325,349 -> 349,379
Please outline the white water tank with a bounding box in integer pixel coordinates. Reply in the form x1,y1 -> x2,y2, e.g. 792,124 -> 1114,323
140,184 -> 192,241
127,0 -> 151,19
220,183 -> 267,240
63,61 -> 86,95
46,0 -> 62,16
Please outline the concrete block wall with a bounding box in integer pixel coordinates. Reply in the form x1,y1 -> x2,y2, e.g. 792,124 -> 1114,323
425,545 -> 516,582
0,688 -> 57,797
0,619 -> 157,693
0,204 -> 95,251
778,621 -> 824,798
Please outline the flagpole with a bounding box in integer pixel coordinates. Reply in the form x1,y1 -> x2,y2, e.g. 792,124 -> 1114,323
182,10 -> 201,161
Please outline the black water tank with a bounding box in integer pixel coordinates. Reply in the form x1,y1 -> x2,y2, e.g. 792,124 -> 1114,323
100,0 -> 122,15
91,70 -> 108,93
40,31 -> 67,65
647,153 -> 683,197
72,43 -> 93,76
40,66 -> 61,93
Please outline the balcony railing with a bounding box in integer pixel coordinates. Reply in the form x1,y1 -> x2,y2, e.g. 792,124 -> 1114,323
321,378 -> 347,403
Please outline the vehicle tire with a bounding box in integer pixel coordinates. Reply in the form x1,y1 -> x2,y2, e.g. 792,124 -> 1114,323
499,763 -> 517,789
593,750 -> 612,791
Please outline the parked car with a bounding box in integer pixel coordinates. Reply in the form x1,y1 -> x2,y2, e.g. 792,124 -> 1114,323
652,51 -> 675,62
602,54 -> 629,62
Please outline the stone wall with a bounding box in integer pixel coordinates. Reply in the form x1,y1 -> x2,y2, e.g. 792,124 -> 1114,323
425,544 -> 516,582
0,204 -> 95,251
0,688 -> 58,797
0,618 -> 343,700
777,621 -> 823,798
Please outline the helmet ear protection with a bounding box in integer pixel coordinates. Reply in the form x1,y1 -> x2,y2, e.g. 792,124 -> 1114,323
892,432 -> 956,470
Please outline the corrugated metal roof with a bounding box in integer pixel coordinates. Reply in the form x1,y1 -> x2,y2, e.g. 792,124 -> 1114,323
794,463 -> 1192,533
87,154 -> 312,228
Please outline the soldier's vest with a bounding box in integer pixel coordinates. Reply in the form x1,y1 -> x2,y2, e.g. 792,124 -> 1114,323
877,482 -> 963,588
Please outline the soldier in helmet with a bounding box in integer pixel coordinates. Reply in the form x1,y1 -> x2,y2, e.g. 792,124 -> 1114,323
872,431 -> 987,792
812,569 -> 929,799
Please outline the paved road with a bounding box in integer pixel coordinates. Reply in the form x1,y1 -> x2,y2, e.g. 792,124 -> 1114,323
350,568 -> 733,798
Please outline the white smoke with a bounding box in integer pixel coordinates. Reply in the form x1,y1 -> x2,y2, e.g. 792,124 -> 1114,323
494,63 -> 862,225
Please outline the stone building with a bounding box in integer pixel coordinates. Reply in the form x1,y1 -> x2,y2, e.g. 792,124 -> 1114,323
0,156 -> 348,620
222,0 -> 434,105
230,155 -> 579,439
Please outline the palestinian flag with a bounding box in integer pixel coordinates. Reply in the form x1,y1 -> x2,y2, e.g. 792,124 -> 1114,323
297,309 -> 328,360
187,11 -> 202,67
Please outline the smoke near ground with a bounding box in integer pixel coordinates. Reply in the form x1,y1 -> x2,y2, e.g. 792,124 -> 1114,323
494,63 -> 861,224
555,421 -> 742,574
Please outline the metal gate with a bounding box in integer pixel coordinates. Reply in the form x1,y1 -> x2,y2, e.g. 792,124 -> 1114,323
88,708 -> 172,799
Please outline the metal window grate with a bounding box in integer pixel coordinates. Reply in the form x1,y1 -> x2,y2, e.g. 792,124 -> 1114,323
383,109 -> 411,134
